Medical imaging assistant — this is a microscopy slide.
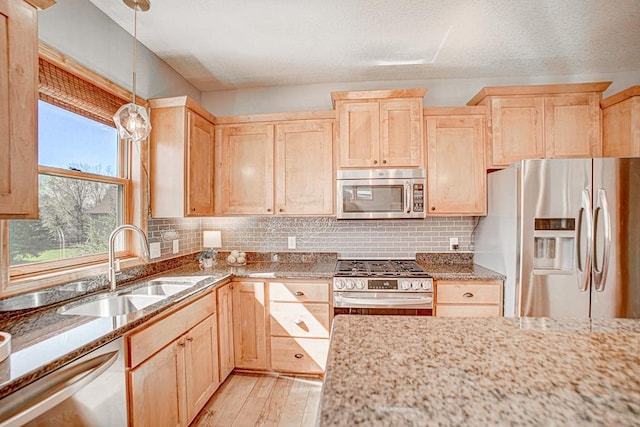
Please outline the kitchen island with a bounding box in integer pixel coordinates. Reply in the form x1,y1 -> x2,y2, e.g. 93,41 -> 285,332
318,316 -> 640,426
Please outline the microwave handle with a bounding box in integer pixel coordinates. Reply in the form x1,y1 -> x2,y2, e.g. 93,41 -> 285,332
404,182 -> 410,213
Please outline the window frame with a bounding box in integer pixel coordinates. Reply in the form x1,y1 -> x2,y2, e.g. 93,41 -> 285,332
0,43 -> 148,296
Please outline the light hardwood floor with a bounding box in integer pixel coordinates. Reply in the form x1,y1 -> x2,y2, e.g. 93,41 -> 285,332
192,373 -> 323,427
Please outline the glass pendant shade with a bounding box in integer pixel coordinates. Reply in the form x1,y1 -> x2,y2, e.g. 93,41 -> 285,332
113,103 -> 151,143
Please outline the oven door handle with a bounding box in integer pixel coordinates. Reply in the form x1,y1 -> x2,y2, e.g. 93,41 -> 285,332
337,296 -> 433,306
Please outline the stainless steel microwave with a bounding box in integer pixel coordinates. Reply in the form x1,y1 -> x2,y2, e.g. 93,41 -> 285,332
336,169 -> 426,219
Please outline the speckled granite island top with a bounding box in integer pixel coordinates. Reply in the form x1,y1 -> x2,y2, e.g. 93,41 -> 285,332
319,316 -> 640,426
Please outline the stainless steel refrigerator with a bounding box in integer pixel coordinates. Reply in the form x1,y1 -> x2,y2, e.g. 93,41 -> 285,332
475,158 -> 640,319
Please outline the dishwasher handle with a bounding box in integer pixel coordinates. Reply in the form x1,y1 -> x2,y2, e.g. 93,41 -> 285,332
0,349 -> 118,427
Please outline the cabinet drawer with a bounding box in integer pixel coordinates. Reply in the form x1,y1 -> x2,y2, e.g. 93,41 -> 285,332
269,281 -> 329,303
270,337 -> 329,374
436,281 -> 502,304
436,304 -> 501,317
127,292 -> 215,368
270,302 -> 330,338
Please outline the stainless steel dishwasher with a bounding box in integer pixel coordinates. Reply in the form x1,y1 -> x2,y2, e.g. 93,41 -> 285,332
0,337 -> 127,427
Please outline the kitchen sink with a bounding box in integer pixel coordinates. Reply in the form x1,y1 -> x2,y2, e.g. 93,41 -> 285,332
59,295 -> 164,317
125,283 -> 193,297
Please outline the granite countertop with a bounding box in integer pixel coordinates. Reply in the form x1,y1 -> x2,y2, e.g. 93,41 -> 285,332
319,315 -> 640,426
416,252 -> 506,281
0,257 -> 336,399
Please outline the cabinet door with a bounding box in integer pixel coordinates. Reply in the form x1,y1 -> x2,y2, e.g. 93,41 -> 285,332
185,110 -> 215,216
490,97 -> 544,166
275,121 -> 333,215
129,340 -> 186,427
216,282 -> 234,382
232,282 -> 268,370
380,99 -> 424,168
337,102 -> 380,167
184,315 -> 219,424
426,115 -> 486,215
220,125 -> 274,215
544,94 -> 602,158
0,0 -> 38,218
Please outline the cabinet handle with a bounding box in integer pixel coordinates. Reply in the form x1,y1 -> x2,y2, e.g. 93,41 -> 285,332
294,291 -> 304,296
382,160 -> 387,164
294,353 -> 304,359
463,292 -> 474,298
373,160 -> 378,165
294,318 -> 304,325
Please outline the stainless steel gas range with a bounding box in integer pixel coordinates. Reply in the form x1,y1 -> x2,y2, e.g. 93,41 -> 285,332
333,260 -> 434,316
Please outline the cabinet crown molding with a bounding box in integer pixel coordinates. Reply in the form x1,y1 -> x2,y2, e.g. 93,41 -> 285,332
601,85 -> 640,109
331,88 -> 427,107
466,82 -> 612,106
23,0 -> 56,10
149,95 -> 216,123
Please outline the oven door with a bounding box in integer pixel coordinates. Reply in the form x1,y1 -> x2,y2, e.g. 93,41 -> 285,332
337,178 -> 421,219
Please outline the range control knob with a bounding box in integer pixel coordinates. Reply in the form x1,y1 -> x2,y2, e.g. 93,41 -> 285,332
411,281 -> 421,290
401,280 -> 411,290
355,279 -> 366,290
334,279 -> 345,290
345,279 -> 355,290
421,280 -> 433,291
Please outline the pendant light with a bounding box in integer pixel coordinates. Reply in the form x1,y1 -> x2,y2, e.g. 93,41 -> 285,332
113,0 -> 152,143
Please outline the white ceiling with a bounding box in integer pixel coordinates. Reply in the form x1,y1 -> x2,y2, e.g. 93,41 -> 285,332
89,0 -> 640,92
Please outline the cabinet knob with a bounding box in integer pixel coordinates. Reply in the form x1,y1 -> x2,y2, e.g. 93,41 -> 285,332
294,318 -> 304,325
294,291 -> 304,296
382,160 -> 387,164
191,208 -> 196,212
294,353 -> 304,359
279,208 -> 284,213
267,208 -> 272,212
463,292 -> 474,298
431,207 -> 436,211
187,337 -> 194,342
373,160 -> 378,165
178,341 -> 186,348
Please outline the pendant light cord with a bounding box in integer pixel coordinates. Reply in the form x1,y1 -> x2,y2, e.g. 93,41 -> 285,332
132,7 -> 137,105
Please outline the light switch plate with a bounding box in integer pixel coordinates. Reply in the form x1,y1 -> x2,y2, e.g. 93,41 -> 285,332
149,242 -> 161,259
172,239 -> 179,254
288,236 -> 296,249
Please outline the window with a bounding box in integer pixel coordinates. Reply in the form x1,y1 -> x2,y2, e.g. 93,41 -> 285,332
4,49 -> 141,284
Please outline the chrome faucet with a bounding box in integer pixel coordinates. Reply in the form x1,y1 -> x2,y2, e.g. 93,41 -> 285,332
108,225 -> 150,292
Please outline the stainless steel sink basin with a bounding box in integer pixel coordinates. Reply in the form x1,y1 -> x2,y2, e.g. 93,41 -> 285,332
126,283 -> 193,297
60,295 -> 164,317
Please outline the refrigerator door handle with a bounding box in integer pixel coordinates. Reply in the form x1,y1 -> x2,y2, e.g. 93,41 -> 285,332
576,189 -> 593,292
593,188 -> 612,292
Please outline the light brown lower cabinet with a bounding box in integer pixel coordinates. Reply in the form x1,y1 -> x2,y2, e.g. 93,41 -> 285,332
232,281 -> 268,370
126,292 -> 219,426
435,280 -> 503,317
216,282 -> 234,382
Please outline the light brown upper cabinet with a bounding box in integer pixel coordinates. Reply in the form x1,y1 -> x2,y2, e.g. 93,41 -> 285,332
425,107 -> 487,216
467,82 -> 611,169
332,89 -> 426,168
149,96 -> 216,217
215,112 -> 334,216
0,0 -> 53,218
601,86 -> 640,157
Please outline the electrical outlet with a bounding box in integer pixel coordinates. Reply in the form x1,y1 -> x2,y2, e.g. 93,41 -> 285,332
149,242 -> 161,259
449,237 -> 459,251
288,236 -> 296,249
172,239 -> 179,254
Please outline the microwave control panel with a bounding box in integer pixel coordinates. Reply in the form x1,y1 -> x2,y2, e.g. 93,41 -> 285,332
412,184 -> 424,212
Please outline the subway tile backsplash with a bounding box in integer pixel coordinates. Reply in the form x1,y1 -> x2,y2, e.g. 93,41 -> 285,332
148,216 -> 477,260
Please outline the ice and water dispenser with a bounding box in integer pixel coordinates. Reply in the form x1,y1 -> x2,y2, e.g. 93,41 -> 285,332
533,218 -> 575,273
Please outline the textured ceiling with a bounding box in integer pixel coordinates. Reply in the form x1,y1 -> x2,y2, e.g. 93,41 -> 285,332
89,0 -> 640,92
